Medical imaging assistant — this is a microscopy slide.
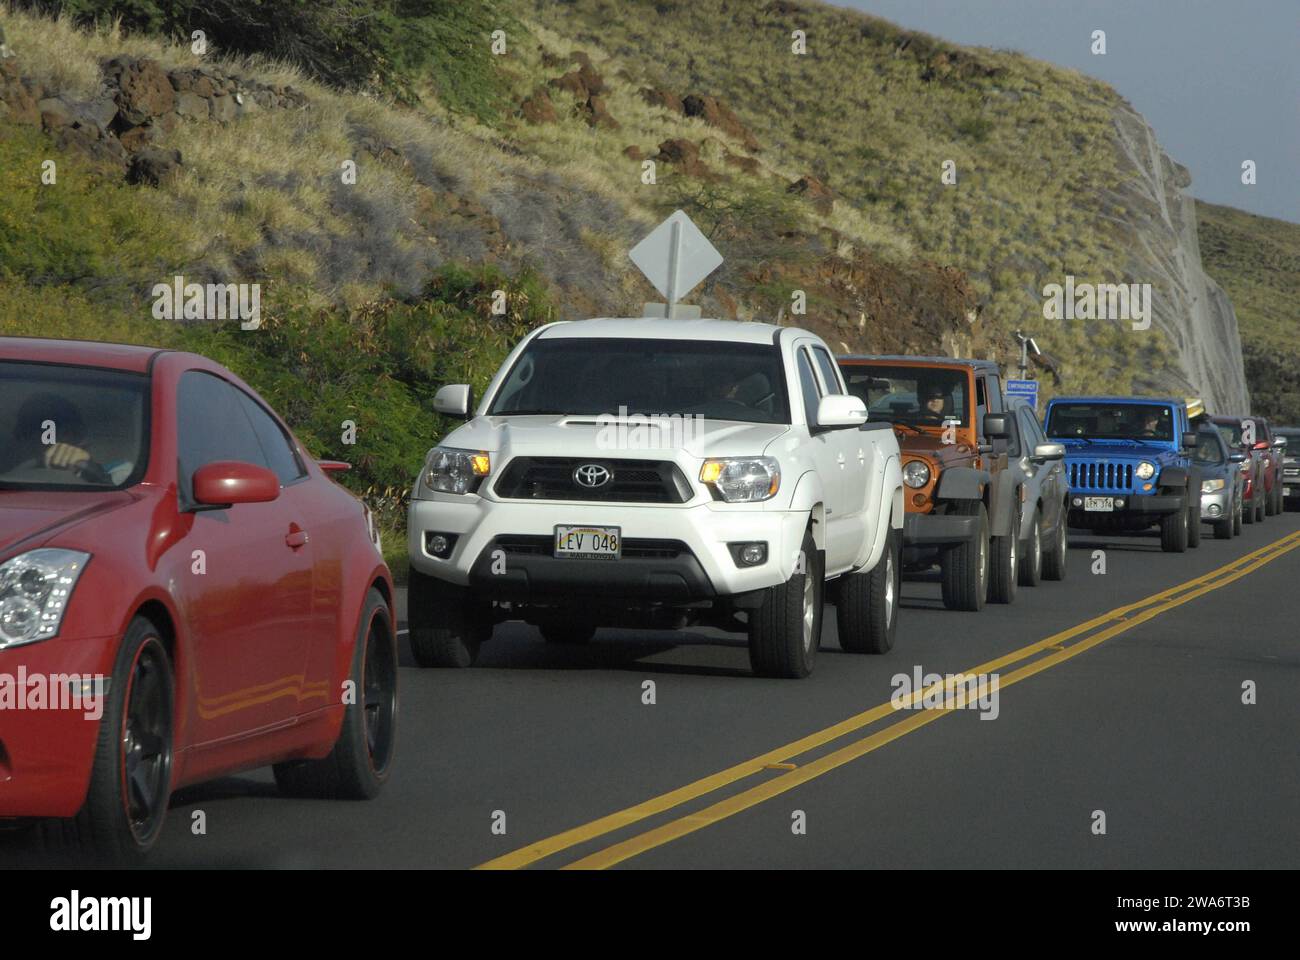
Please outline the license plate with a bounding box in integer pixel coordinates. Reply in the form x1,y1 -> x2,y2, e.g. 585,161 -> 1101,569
1084,496 -> 1114,512
554,525 -> 621,560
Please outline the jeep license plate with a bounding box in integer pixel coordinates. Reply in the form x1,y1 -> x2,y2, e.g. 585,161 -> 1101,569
554,525 -> 621,560
1083,496 -> 1114,512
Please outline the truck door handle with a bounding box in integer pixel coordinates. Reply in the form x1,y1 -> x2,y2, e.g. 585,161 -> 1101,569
836,453 -> 846,467
857,448 -> 866,462
285,528 -> 309,549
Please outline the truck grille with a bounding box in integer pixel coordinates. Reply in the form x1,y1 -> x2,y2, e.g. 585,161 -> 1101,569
1068,461 -> 1134,492
494,535 -> 687,559
493,457 -> 692,503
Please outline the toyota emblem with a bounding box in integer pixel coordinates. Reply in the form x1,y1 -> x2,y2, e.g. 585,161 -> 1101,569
573,463 -> 612,488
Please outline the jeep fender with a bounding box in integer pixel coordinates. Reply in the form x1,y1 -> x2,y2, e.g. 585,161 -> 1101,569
854,453 -> 904,572
986,469 -> 1019,538
935,466 -> 990,501
1158,466 -> 1189,489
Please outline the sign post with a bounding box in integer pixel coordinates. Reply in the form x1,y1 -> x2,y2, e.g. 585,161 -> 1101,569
629,210 -> 722,319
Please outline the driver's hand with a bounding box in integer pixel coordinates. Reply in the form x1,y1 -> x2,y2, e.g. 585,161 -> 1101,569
43,443 -> 92,470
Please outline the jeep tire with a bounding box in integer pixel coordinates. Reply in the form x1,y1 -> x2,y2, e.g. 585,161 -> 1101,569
1160,494 -> 1189,552
940,501 -> 989,612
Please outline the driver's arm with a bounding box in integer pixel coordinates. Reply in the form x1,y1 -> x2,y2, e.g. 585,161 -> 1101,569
43,443 -> 92,470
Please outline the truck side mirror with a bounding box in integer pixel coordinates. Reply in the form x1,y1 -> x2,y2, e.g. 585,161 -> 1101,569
815,394 -> 868,429
434,384 -> 473,420
983,413 -> 1010,439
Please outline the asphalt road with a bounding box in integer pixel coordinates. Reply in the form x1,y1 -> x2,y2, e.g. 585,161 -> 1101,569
11,514 -> 1300,869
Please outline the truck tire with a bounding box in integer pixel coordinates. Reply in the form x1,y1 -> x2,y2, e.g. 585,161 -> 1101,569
407,568 -> 491,667
1042,506 -> 1068,581
940,502 -> 988,612
1187,500 -> 1202,548
1160,494 -> 1189,552
837,524 -> 900,654
749,529 -> 822,678
988,505 -> 1020,604
1018,508 -> 1043,587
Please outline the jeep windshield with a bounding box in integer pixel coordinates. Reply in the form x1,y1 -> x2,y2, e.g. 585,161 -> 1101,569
841,365 -> 970,427
1047,403 -> 1174,442
488,337 -> 790,424
0,361 -> 149,491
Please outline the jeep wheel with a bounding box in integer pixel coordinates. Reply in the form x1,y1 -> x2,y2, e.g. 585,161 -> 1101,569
1042,507 -> 1068,581
988,515 -> 1019,605
1187,501 -> 1202,548
1160,496 -> 1189,552
837,524 -> 900,654
1018,508 -> 1043,587
749,529 -> 822,678
940,502 -> 988,612
407,568 -> 491,667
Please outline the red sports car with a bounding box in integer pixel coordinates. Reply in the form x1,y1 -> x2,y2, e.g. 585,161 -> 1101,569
0,338 -> 397,861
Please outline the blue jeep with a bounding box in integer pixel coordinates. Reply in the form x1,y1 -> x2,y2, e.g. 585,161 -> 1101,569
1043,396 -> 1204,553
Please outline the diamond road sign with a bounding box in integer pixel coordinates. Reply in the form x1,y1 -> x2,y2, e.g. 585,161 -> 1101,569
629,210 -> 723,315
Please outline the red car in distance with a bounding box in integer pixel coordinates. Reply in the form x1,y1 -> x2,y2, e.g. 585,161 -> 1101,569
0,338 -> 398,861
1210,415 -> 1279,523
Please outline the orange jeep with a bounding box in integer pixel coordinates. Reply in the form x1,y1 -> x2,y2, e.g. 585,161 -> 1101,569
838,356 -> 1022,611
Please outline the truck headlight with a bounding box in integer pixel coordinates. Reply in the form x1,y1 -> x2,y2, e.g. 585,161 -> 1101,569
0,549 -> 90,648
902,459 -> 931,488
423,447 -> 490,495
1201,478 -> 1225,493
1135,461 -> 1156,480
700,457 -> 781,503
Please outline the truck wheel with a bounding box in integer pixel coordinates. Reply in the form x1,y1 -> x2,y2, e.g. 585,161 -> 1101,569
987,510 -> 1019,605
538,617 -> 598,645
407,568 -> 491,667
1018,508 -> 1042,587
1160,496 -> 1189,552
749,529 -> 822,678
274,588 -> 397,800
1042,507 -> 1068,581
940,502 -> 988,612
836,524 -> 900,654
1187,500 -> 1202,548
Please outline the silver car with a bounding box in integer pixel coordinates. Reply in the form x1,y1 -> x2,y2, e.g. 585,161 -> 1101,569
1193,425 -> 1246,539
1004,399 -> 1069,584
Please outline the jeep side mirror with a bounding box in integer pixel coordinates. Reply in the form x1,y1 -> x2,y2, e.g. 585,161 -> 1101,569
983,413 -> 1010,439
1181,432 -> 1198,449
434,384 -> 473,420
1031,442 -> 1065,463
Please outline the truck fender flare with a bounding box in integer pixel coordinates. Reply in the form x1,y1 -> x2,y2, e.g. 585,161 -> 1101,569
789,469 -> 826,550
855,454 -> 903,572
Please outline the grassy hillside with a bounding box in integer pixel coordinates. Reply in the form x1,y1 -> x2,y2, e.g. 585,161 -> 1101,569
1196,200 -> 1300,425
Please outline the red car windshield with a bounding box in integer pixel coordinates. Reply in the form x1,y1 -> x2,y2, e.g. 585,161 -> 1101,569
0,361 -> 149,490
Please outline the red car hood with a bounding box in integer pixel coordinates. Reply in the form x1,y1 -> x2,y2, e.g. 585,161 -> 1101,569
0,489 -> 139,558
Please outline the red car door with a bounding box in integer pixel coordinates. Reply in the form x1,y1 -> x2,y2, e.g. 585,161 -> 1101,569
172,370 -> 315,743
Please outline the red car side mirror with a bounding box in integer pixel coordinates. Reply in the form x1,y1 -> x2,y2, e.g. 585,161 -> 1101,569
192,460 -> 280,507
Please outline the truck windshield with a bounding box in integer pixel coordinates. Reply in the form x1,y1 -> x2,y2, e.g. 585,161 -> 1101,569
0,361 -> 149,490
488,337 -> 790,424
1047,403 -> 1174,441
840,365 -> 970,427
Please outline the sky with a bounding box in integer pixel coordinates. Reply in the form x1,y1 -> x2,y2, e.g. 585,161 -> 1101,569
839,0 -> 1299,224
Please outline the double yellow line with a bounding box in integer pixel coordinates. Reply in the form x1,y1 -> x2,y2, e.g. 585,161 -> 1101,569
477,529 -> 1300,870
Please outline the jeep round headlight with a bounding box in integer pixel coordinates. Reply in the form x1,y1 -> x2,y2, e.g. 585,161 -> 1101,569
0,549 -> 91,648
902,459 -> 931,488
1135,461 -> 1156,480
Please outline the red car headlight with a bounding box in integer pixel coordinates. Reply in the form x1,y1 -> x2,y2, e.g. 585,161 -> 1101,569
0,549 -> 91,648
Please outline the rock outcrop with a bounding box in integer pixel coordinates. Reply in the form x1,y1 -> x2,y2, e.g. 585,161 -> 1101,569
1106,103 -> 1251,412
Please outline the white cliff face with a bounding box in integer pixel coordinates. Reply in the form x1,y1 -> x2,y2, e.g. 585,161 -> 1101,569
1109,102 -> 1251,412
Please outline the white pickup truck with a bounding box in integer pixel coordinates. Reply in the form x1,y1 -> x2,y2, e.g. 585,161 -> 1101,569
406,318 -> 904,678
